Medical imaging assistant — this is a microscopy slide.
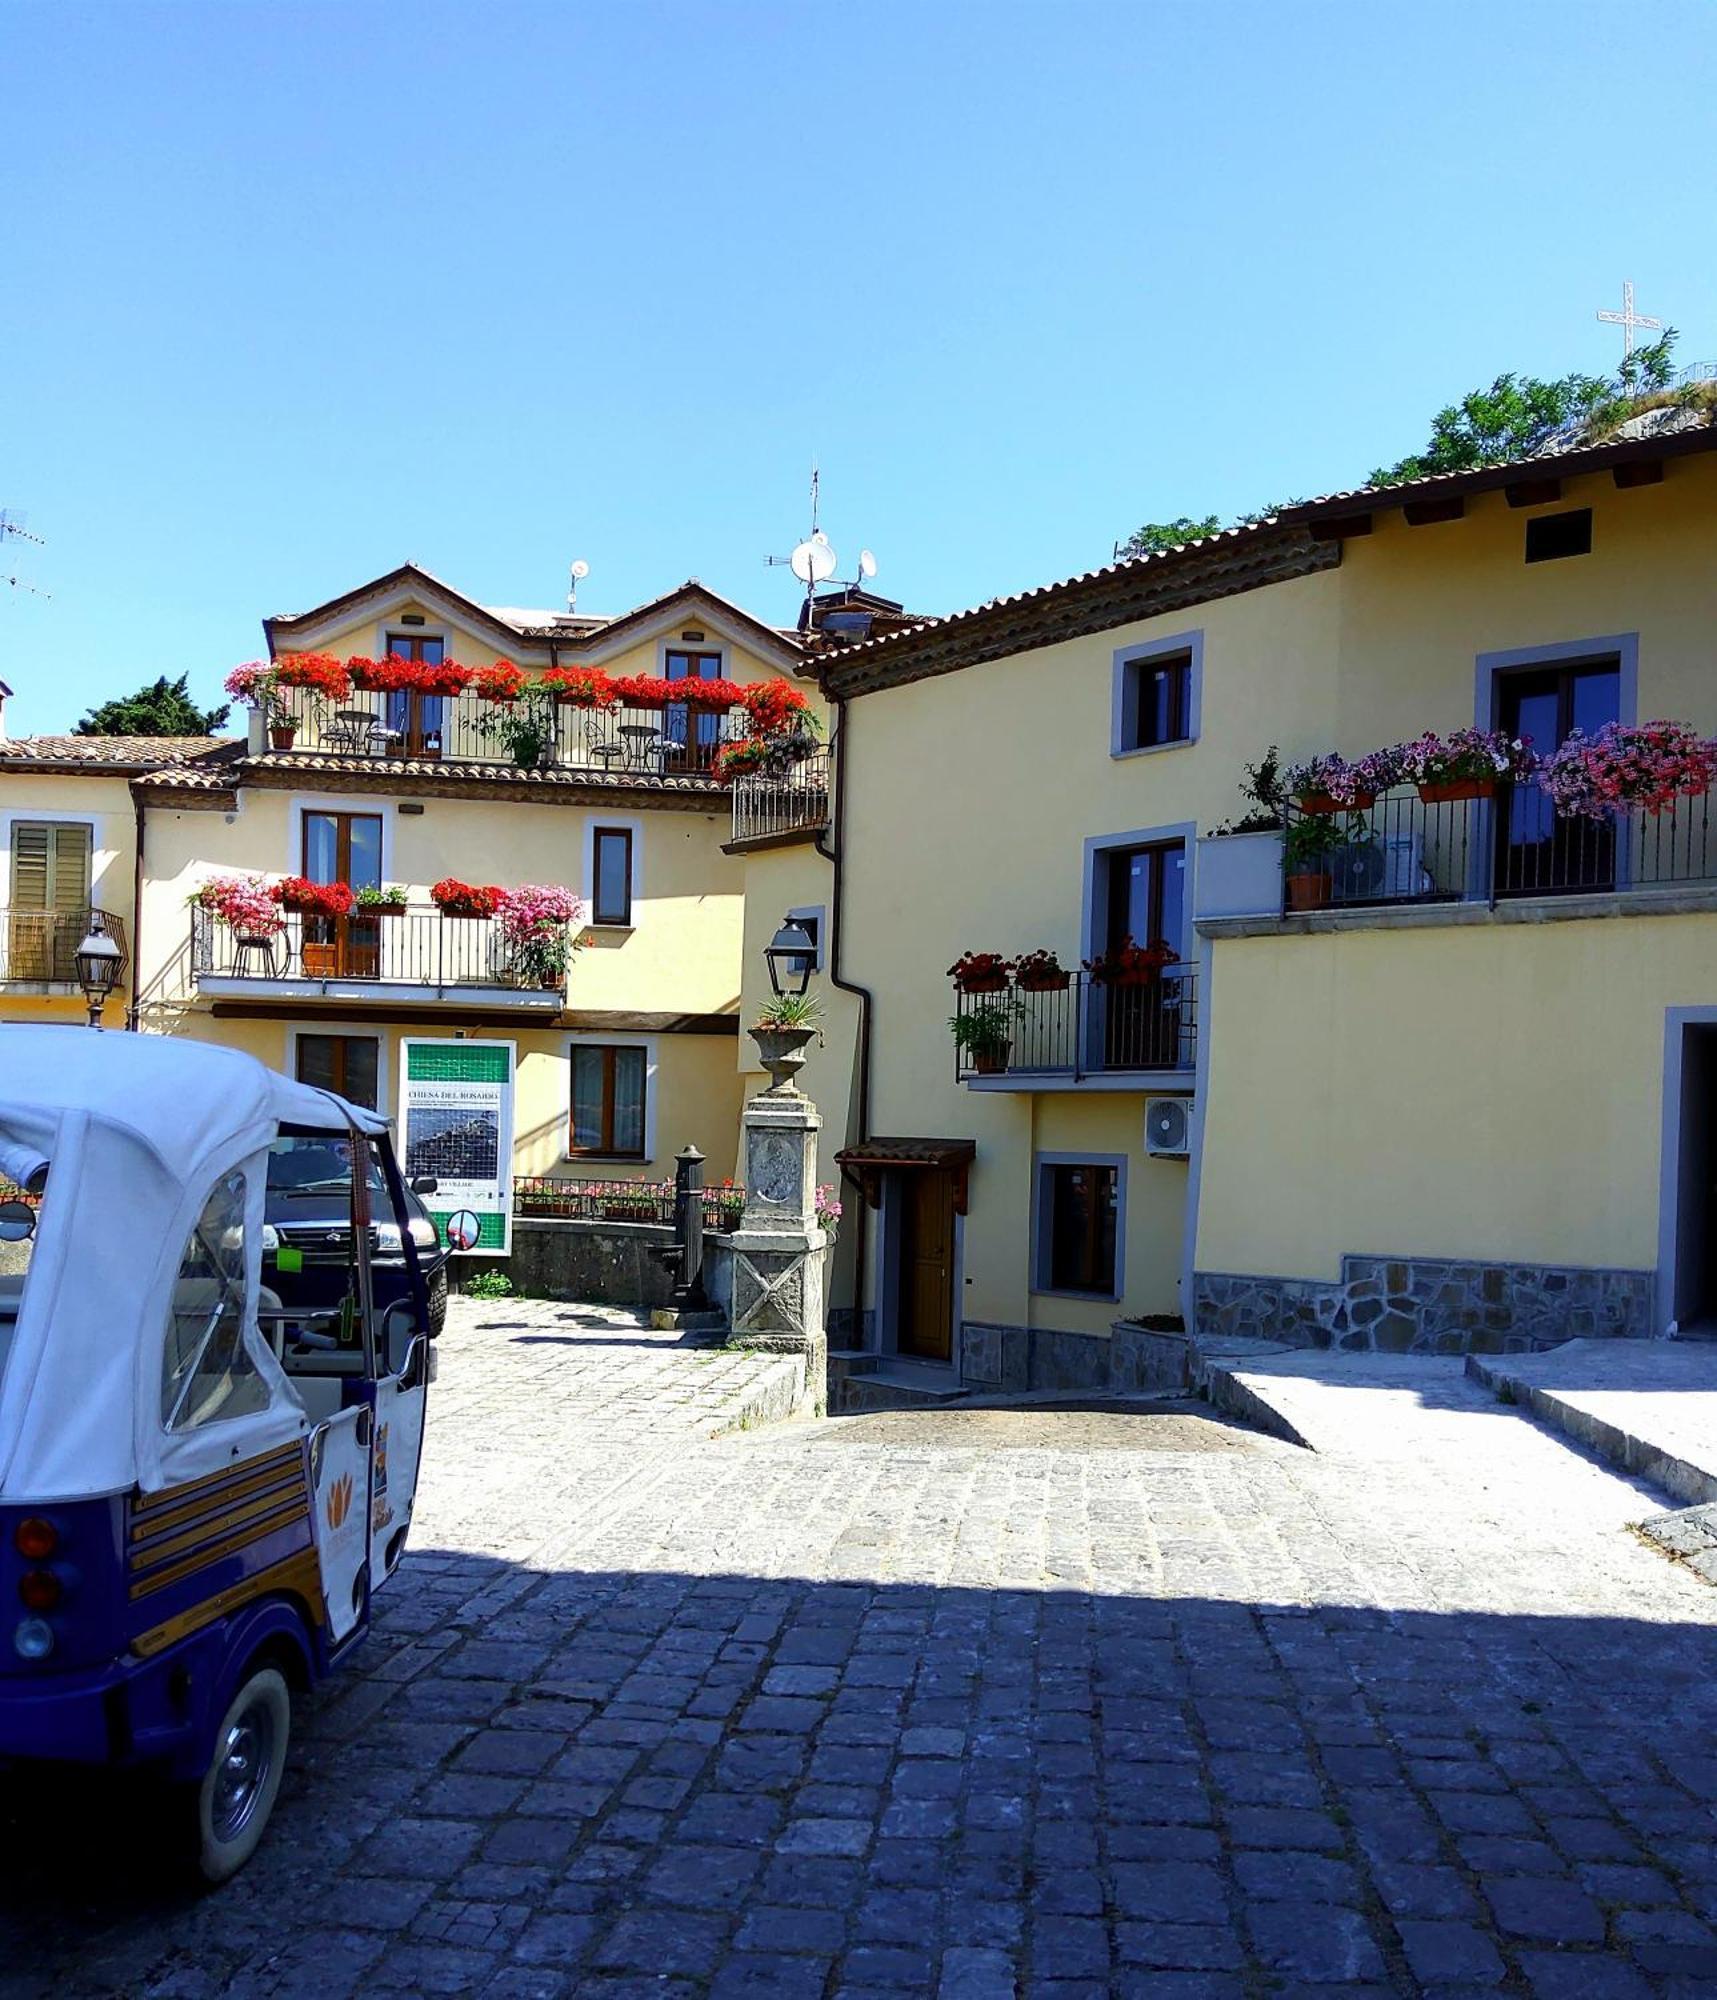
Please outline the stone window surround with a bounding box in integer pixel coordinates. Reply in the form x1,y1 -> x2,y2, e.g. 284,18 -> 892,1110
1030,1150 -> 1129,1304
1110,628 -> 1203,760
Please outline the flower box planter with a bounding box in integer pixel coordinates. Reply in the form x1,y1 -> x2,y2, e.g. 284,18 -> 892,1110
437,901 -> 492,921
1097,969 -> 1167,989
1285,871 -> 1333,913
1417,777 -> 1495,804
1298,790 -> 1374,815
953,974 -> 1009,994
359,901 -> 408,920
1015,972 -> 1071,992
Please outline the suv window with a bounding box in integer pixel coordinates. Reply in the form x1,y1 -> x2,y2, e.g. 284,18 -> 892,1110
161,1169 -> 270,1431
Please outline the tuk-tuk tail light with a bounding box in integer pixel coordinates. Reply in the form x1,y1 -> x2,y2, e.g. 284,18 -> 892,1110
13,1518 -> 57,1561
17,1570 -> 61,1613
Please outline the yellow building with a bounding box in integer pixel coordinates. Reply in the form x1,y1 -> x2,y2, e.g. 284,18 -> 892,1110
0,564 -> 829,1247
756,424 -> 1717,1397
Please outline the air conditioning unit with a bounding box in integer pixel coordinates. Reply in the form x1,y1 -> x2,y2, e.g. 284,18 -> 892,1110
1334,831 -> 1430,903
1144,1095 -> 1192,1159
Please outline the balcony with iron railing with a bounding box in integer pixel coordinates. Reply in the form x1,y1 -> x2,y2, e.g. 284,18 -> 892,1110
0,908 -> 130,991
265,685 -> 745,778
728,749 -> 832,847
952,966 -> 1198,1087
1277,777 -> 1717,916
190,906 -> 566,1007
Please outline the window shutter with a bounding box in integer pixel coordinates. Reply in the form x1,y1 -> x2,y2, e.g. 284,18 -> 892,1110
10,824 -> 51,911
49,824 -> 92,913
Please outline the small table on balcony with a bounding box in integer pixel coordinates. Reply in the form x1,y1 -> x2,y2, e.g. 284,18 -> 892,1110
327,709 -> 398,756
618,725 -> 664,773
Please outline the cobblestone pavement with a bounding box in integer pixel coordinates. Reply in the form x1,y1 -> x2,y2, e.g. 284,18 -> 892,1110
5,1298 -> 1717,1998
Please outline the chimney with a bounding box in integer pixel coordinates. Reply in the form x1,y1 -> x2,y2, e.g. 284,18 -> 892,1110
0,680 -> 12,745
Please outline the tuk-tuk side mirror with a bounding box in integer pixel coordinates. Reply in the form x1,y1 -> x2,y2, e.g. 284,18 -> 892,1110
410,1176 -> 438,1196
0,1201 -> 36,1244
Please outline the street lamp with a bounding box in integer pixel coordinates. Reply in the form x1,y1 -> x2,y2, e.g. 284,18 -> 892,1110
74,915 -> 125,1029
763,915 -> 816,1000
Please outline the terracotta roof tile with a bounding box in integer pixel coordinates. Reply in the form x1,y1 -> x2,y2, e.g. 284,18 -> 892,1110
0,734 -> 240,772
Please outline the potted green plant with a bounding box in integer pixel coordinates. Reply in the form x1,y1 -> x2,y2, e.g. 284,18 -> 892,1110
475,686 -> 558,768
950,1000 -> 1014,1075
1283,814 -> 1344,912
750,991 -> 822,1091
353,883 -> 410,917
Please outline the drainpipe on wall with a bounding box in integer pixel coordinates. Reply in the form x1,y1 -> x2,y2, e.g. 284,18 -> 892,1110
814,692 -> 876,1339
125,790 -> 146,1031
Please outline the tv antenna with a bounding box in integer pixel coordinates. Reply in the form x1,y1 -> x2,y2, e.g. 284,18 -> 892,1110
567,558 -> 590,612
764,465 -> 879,614
0,511 -> 48,598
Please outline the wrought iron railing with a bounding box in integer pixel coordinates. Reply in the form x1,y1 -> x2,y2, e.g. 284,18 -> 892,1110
952,967 -> 1197,1083
729,750 -> 832,844
191,906 -> 563,993
266,686 -> 744,777
513,1175 -> 745,1229
1280,778 -> 1717,913
0,907 -> 129,987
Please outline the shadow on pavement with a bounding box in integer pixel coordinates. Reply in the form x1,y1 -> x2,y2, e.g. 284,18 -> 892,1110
1,1545 -> 1715,1994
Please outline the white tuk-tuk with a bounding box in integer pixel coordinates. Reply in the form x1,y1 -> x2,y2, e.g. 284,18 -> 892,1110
0,1028 -> 437,1879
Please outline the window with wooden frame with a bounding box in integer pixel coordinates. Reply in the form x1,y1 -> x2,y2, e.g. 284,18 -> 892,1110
1122,653 -> 1193,750
294,1033 -> 381,1111
663,649 -> 724,769
591,826 -> 634,926
569,1044 -> 647,1159
1040,1162 -> 1119,1295
382,633 -> 448,755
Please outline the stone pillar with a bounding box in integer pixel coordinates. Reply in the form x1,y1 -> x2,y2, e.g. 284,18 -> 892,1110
727,1082 -> 827,1371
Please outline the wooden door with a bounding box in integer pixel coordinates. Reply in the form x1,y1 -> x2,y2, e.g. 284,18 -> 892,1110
301,810 -> 383,978
897,1169 -> 955,1362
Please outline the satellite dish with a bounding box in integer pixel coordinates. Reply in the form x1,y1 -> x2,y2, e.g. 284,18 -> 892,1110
570,559 -> 590,581
789,537 -> 838,585
858,549 -> 878,580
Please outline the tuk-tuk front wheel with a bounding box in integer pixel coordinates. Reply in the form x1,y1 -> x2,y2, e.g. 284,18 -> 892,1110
190,1664 -> 291,1883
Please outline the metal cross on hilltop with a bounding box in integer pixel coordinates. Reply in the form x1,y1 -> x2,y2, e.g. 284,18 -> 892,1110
1596,279 -> 1663,359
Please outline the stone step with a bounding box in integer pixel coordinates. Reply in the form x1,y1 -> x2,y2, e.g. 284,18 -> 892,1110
1465,1340 -> 1717,1508
831,1365 -> 973,1414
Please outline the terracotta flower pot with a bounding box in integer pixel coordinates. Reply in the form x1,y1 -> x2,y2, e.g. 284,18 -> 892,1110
364,901 -> 408,919
972,1043 -> 1012,1075
270,723 -> 298,751
1285,871 -> 1333,913
1416,777 -> 1496,804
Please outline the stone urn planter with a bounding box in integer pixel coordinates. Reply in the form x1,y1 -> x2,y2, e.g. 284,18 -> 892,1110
750,1024 -> 817,1093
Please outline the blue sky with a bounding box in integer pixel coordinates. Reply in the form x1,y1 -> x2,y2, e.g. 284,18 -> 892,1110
4,1 -> 1715,735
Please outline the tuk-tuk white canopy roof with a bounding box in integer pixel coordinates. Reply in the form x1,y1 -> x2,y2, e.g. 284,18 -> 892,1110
0,1028 -> 390,1500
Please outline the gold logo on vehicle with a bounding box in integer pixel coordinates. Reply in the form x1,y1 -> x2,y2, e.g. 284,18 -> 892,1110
325,1472 -> 354,1529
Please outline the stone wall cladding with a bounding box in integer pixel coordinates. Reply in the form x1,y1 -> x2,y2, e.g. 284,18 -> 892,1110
1195,1254 -> 1655,1355
467,1218 -> 736,1311
959,1320 -> 1192,1395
